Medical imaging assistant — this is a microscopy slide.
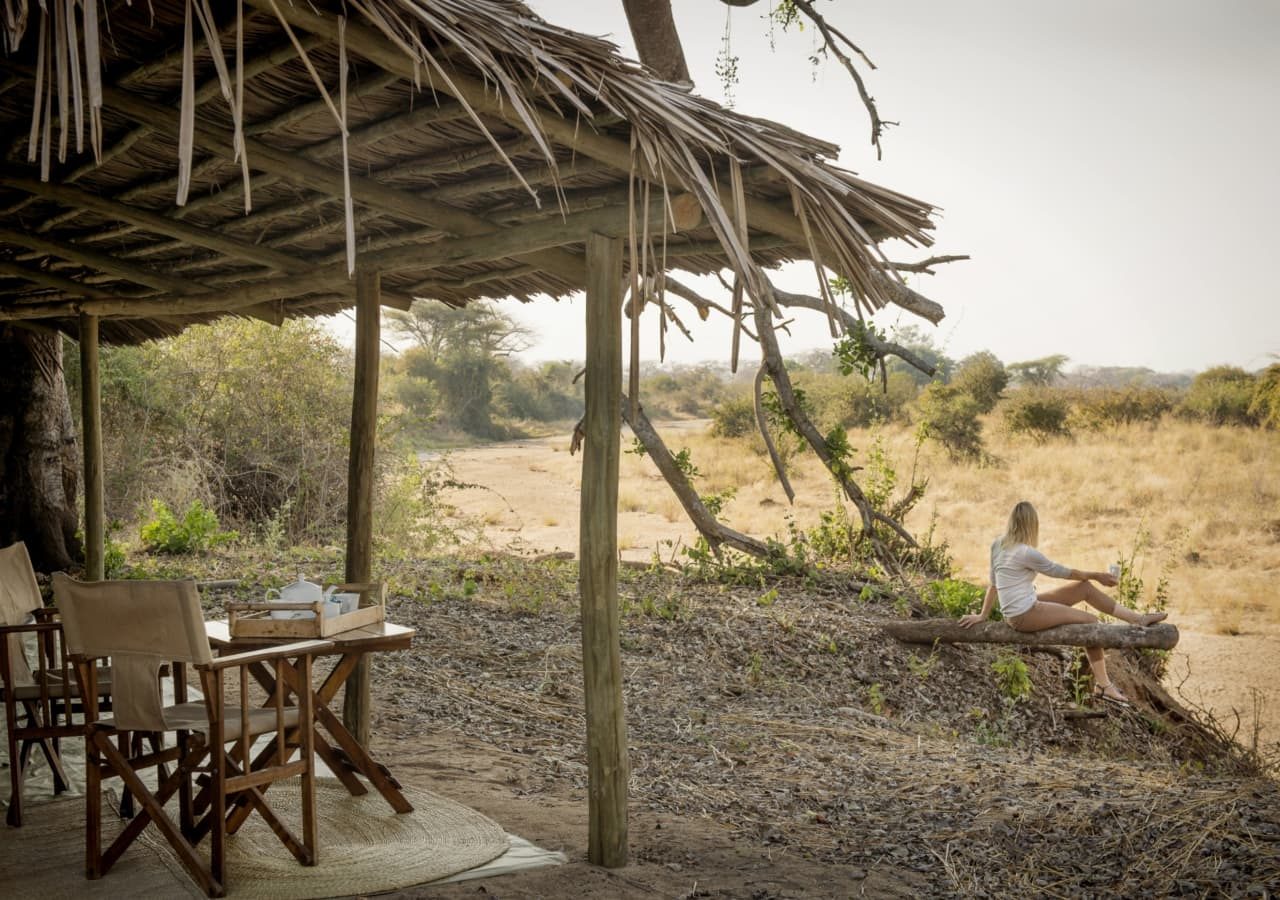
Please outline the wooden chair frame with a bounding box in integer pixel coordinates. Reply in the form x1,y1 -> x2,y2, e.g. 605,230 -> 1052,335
55,575 -> 330,898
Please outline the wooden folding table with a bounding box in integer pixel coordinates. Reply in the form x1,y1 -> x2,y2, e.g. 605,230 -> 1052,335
205,619 -> 415,815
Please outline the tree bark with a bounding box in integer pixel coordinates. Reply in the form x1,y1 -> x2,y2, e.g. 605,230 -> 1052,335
621,0 -> 692,85
0,326 -> 82,572
620,396 -> 771,558
882,619 -> 1180,651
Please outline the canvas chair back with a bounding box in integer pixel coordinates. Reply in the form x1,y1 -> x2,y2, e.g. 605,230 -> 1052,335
53,575 -> 212,732
0,541 -> 41,685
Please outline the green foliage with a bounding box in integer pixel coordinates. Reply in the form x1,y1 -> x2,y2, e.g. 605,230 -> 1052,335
103,524 -> 128,578
1247,364 -> 1280,430
139,500 -> 237,554
951,351 -> 1008,413
922,578 -> 991,618
374,453 -> 469,557
906,650 -> 938,679
991,650 -> 1032,701
1002,388 -> 1072,443
637,365 -> 731,419
1068,386 -> 1175,429
833,321 -> 885,381
915,383 -> 985,461
865,682 -> 886,716
1113,525 -> 1174,679
710,391 -> 757,438
1179,365 -> 1258,426
1008,354 -> 1069,387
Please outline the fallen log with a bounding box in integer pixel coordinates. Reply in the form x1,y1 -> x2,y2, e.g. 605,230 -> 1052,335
881,619 -> 1179,650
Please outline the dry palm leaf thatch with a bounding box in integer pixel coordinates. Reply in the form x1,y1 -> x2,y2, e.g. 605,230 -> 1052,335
0,0 -> 941,349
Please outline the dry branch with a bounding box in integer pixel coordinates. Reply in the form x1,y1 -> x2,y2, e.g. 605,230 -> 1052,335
882,619 -> 1181,651
619,395 -> 772,559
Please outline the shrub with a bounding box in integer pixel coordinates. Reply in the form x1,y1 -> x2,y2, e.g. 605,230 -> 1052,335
914,383 -> 985,461
1247,364 -> 1280,430
991,650 -> 1032,701
1070,386 -> 1175,429
952,351 -> 1008,413
922,578 -> 992,618
1002,388 -> 1071,443
1179,365 -> 1257,426
139,500 -> 237,554
710,391 -> 756,438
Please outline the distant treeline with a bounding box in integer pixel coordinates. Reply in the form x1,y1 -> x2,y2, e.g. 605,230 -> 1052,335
64,308 -> 1277,547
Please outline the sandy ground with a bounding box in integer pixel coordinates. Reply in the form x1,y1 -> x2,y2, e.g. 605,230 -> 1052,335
437,424 -> 1280,756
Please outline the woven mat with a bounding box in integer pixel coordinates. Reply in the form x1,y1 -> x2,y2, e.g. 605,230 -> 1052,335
136,777 -> 510,899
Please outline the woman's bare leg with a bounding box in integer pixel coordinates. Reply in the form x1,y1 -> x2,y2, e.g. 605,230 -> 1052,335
1008,601 -> 1115,691
1037,581 -> 1167,626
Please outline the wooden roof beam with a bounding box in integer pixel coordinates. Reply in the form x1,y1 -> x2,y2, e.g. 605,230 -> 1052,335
81,192 -> 702,316
89,80 -> 590,286
0,227 -> 194,294
0,175 -> 309,275
0,261 -> 130,303
247,1 -> 848,262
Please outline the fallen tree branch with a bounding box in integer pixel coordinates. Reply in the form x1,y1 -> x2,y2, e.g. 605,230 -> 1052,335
570,397 -> 773,560
881,619 -> 1181,651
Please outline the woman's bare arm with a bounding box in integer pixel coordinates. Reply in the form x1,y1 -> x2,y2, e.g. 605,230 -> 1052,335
959,585 -> 998,628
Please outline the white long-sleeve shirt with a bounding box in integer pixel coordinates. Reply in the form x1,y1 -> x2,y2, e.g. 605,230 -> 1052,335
989,539 -> 1072,618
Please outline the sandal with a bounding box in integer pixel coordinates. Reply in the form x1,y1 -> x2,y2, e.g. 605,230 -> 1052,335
1092,682 -> 1132,709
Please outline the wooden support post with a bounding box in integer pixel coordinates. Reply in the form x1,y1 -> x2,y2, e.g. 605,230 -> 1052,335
579,232 -> 628,868
79,313 -> 104,581
343,269 -> 380,746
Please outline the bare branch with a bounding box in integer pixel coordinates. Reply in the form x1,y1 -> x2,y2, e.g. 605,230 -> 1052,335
887,254 -> 970,275
771,285 -> 936,377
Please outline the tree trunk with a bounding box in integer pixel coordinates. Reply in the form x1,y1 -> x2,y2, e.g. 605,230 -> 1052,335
621,0 -> 692,85
882,619 -> 1180,651
0,326 -> 82,572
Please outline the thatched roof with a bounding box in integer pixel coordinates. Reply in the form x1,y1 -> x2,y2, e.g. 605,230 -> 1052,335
0,0 -> 937,345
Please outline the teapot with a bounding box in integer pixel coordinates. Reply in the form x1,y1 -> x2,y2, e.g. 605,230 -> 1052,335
268,575 -> 335,619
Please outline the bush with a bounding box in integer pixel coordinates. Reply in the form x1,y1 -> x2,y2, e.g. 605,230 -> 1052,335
951,351 -> 1008,413
1002,388 -> 1071,443
991,650 -> 1032,701
914,383 -> 985,461
709,391 -> 756,438
922,578 -> 992,618
1248,364 -> 1280,430
139,500 -> 237,554
1179,365 -> 1257,426
1069,386 -> 1175,429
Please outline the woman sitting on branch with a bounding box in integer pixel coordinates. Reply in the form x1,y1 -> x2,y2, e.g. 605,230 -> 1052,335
959,500 -> 1169,707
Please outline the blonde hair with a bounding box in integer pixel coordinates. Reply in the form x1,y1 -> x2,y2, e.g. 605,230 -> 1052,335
1000,501 -> 1040,549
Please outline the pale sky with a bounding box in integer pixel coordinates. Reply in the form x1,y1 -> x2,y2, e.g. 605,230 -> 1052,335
495,0 -> 1279,374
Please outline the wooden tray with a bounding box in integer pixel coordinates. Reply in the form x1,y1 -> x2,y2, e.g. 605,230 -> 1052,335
226,582 -> 387,639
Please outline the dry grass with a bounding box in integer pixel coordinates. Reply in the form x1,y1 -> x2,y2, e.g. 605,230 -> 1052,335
656,420 -> 1279,632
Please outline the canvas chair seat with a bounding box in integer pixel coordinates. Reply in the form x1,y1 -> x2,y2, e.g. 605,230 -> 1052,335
5,666 -> 112,702
54,574 -> 330,899
101,701 -> 302,743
